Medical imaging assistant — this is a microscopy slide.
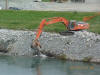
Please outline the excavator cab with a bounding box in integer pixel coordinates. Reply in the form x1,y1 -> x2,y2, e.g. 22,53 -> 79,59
68,20 -> 76,30
68,20 -> 89,31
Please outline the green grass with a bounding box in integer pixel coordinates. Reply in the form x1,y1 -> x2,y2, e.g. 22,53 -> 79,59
0,10 -> 100,33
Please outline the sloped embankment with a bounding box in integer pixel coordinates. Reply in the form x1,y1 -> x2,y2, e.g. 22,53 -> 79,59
0,29 -> 100,62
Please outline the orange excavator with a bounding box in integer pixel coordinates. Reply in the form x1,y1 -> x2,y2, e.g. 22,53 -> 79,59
31,17 -> 89,49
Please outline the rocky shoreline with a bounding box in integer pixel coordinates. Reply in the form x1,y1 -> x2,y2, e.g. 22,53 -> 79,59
0,29 -> 100,63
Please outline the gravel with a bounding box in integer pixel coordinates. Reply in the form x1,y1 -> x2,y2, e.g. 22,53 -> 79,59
0,29 -> 100,62
0,1 -> 100,12
17,2 -> 100,12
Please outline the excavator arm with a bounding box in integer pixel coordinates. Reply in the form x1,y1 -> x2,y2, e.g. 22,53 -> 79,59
33,17 -> 69,48
83,12 -> 100,22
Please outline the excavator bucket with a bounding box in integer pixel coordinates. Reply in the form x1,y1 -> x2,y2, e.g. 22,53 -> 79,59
31,40 -> 42,55
31,40 -> 41,48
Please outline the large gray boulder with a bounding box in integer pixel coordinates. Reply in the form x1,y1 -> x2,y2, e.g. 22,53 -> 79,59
0,29 -> 35,56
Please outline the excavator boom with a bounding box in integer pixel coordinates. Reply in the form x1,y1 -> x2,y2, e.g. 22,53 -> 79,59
35,17 -> 69,41
32,17 -> 69,48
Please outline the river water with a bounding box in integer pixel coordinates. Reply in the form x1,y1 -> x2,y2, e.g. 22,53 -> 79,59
0,56 -> 100,75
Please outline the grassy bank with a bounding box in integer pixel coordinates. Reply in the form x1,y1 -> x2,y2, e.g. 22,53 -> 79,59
0,10 -> 100,33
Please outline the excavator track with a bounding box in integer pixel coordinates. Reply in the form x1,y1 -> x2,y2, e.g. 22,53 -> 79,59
59,31 -> 74,36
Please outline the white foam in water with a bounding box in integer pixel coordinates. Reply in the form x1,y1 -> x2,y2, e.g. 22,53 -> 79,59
40,53 -> 47,58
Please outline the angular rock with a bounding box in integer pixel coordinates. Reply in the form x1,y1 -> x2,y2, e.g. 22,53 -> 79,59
0,29 -> 100,63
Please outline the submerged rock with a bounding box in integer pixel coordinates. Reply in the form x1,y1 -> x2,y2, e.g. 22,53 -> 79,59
0,29 -> 100,63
